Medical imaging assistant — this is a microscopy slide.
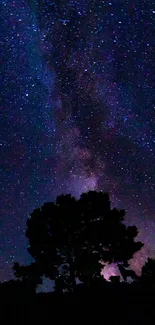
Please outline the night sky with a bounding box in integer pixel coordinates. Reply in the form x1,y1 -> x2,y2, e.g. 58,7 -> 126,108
0,0 -> 155,283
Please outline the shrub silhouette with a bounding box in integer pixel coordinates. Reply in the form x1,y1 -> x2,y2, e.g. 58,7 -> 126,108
13,262 -> 43,294
141,258 -> 155,288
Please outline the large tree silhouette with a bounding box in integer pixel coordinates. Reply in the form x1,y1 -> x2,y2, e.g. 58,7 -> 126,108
14,191 -> 143,291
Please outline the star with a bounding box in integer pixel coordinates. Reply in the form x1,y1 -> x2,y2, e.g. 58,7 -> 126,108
0,0 -> 154,283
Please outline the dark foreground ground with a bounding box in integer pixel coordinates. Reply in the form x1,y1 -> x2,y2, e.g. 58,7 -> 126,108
0,281 -> 154,325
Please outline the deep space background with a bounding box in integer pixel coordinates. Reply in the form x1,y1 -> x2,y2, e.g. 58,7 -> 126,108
0,0 -> 155,288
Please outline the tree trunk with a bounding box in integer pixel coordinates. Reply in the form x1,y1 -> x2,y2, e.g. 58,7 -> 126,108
67,255 -> 76,291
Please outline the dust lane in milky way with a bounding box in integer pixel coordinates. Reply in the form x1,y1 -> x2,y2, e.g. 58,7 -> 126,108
0,0 -> 155,281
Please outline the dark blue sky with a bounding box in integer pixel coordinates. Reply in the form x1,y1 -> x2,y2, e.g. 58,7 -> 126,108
0,0 -> 155,282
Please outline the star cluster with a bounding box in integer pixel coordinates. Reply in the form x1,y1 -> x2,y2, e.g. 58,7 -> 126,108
0,0 -> 155,281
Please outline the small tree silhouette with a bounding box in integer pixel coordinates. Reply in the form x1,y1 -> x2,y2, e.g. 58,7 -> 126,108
14,191 -> 143,292
13,262 -> 42,294
141,258 -> 155,287
118,262 -> 139,282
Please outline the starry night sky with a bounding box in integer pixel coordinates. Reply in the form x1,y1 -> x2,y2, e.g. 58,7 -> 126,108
0,0 -> 155,282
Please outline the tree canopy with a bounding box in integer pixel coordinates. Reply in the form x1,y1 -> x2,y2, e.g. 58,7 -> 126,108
14,191 -> 143,291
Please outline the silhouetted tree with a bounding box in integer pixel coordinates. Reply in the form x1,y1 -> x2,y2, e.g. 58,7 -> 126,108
13,262 -> 42,294
141,258 -> 155,287
15,191 -> 143,292
118,263 -> 139,282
